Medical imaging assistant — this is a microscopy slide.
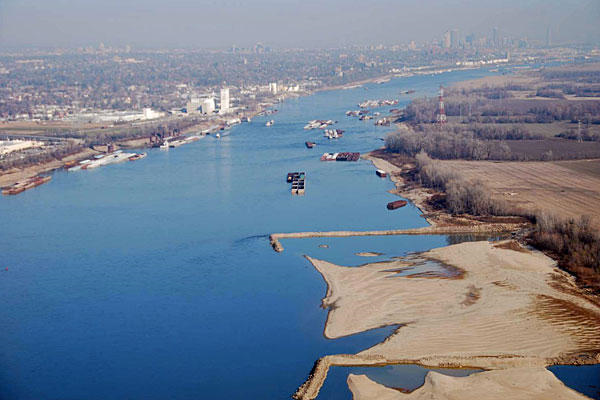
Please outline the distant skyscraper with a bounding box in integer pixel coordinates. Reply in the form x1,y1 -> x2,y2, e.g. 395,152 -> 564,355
220,88 -> 230,113
465,33 -> 475,48
450,29 -> 459,48
492,27 -> 499,48
545,26 -> 552,47
443,31 -> 451,48
408,40 -> 417,51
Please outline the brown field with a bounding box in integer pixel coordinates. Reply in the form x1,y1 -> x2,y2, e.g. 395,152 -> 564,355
441,158 -> 600,227
503,139 -> 600,160
0,120 -> 105,136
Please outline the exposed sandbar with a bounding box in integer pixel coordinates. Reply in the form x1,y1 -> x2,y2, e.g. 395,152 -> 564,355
295,240 -> 600,399
269,224 -> 523,253
347,367 -> 591,400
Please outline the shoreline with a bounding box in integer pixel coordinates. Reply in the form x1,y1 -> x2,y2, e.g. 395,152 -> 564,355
0,147 -> 100,188
0,64 -> 496,190
0,109 -> 265,189
283,151 -> 599,400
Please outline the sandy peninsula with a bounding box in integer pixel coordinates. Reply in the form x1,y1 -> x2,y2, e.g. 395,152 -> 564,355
293,240 -> 600,399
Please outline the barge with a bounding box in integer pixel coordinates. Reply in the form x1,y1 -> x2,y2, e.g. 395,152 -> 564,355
320,152 -> 360,162
304,120 -> 335,130
2,175 -> 51,195
324,129 -> 344,139
287,171 -> 306,195
129,152 -> 147,161
387,200 -> 408,210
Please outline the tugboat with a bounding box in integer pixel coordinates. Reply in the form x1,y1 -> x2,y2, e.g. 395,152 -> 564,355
305,141 -> 315,148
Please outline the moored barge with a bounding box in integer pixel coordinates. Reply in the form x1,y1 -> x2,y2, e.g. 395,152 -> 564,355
2,175 -> 52,196
387,200 -> 407,210
320,152 -> 360,162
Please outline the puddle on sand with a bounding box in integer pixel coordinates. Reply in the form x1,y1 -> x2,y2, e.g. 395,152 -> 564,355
384,255 -> 463,279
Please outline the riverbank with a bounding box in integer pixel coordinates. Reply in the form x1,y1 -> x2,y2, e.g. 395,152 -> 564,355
0,147 -> 100,188
283,148 -> 599,399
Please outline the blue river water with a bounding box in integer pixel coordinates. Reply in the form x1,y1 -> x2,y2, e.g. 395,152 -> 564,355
1,67 -> 596,399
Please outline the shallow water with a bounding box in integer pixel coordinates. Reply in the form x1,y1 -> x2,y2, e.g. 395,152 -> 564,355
1,67 -> 591,399
319,364 -> 482,399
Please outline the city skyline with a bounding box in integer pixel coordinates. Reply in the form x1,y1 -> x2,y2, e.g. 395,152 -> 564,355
1,0 -> 598,49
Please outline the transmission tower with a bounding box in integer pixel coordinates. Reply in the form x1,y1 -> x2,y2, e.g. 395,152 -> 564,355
437,85 -> 447,126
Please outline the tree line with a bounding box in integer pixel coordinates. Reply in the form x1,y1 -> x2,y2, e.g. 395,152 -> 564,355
411,151 -> 600,292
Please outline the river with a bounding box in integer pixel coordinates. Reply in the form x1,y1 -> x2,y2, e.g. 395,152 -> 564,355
1,67 -> 597,399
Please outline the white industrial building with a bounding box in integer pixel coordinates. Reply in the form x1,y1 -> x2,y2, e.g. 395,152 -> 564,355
269,82 -> 278,94
143,108 -> 164,120
186,98 -> 202,114
220,88 -> 230,114
201,98 -> 215,114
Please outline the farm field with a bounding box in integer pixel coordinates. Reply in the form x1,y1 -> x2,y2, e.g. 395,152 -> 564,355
441,159 -> 600,226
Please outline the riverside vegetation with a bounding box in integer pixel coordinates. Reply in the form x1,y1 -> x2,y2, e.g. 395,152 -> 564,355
388,63 -> 600,161
393,149 -> 600,294
381,63 -> 600,293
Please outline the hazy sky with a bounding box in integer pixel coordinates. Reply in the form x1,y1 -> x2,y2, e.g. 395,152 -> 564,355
1,0 -> 598,49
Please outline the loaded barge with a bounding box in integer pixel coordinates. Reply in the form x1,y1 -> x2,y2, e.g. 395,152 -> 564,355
320,152 -> 360,162
2,175 -> 51,196
287,172 -> 306,195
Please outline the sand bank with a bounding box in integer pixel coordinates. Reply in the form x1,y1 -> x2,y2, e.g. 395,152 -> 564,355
294,240 -> 600,399
347,367 -> 591,400
269,223 -> 522,252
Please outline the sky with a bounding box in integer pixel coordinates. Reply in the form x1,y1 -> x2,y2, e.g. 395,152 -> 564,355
0,0 -> 598,49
